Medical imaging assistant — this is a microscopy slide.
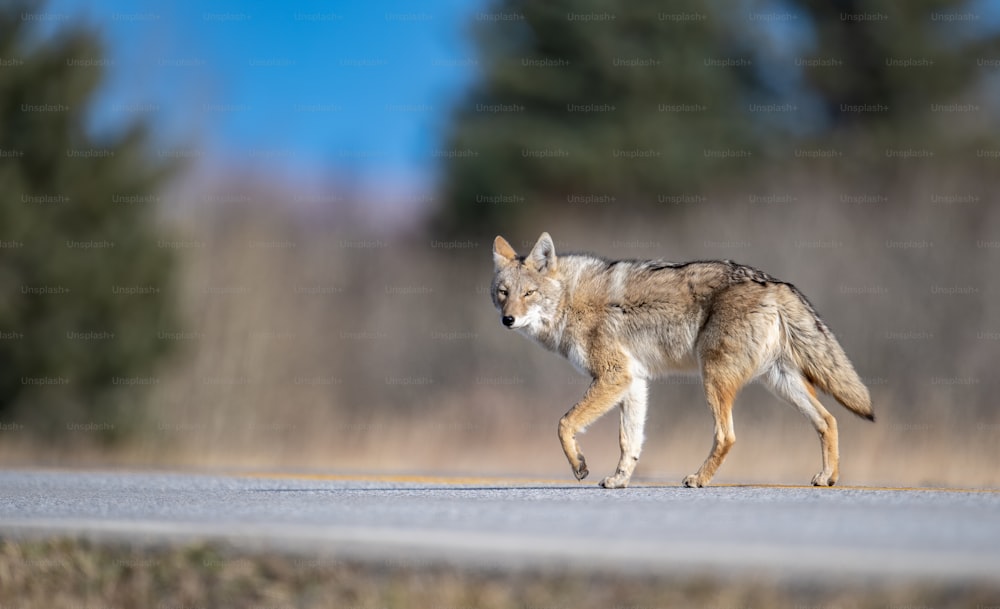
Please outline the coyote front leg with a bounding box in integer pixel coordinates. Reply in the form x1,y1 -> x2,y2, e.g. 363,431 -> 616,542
558,373 -> 631,482
600,378 -> 648,489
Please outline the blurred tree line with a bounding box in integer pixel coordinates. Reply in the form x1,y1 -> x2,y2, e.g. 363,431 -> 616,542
2,0 -> 998,448
434,0 -> 1000,237
0,2 -> 179,441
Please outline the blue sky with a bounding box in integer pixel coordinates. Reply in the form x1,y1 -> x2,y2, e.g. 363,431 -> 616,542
36,0 -> 1000,205
45,0 -> 487,196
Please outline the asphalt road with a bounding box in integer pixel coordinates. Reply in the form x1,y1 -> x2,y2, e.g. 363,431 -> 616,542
1,470 -> 998,580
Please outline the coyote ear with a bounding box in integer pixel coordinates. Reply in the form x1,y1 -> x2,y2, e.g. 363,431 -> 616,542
527,232 -> 557,273
493,235 -> 518,268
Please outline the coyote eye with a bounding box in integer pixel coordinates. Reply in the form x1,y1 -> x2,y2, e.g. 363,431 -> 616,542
498,288 -> 508,297
524,289 -> 536,297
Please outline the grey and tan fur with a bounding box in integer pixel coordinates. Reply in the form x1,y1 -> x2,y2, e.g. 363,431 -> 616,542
491,232 -> 874,488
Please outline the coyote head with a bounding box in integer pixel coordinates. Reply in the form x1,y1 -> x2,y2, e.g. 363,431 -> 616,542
491,232 -> 562,333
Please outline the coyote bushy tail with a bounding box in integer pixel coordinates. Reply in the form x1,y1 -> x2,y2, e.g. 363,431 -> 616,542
783,291 -> 874,421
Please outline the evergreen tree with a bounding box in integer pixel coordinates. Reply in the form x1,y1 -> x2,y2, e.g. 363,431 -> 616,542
0,2 -> 180,440
796,0 -> 998,131
434,0 -> 999,236
434,0 -> 767,236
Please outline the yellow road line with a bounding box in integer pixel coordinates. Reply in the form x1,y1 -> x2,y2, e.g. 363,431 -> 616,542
241,472 -> 1000,494
242,472 -> 570,486
669,482 -> 1000,493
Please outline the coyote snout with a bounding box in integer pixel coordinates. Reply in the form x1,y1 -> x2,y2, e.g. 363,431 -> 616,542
491,232 -> 875,489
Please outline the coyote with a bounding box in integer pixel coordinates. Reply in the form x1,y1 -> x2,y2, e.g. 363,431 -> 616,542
491,232 -> 874,488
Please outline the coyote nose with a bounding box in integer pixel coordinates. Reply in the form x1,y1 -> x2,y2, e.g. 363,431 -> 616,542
502,315 -> 515,327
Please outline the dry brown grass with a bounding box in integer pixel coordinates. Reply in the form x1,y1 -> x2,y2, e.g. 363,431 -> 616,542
3,166 -> 999,489
2,537 -> 997,609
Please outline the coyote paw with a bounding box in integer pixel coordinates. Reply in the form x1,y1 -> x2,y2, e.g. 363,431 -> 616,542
572,456 -> 589,481
599,474 -> 630,489
682,474 -> 707,488
811,472 -> 837,487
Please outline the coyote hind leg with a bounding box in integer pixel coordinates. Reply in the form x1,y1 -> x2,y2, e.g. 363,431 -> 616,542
683,373 -> 739,488
766,365 -> 840,486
